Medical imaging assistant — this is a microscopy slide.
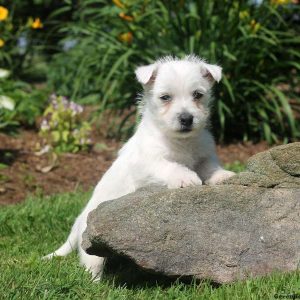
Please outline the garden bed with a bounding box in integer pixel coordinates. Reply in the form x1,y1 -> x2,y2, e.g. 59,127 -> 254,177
0,129 -> 269,205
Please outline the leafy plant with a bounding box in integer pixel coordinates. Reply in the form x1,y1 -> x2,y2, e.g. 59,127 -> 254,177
0,3 -> 43,75
48,0 -> 300,143
0,1 -> 72,78
39,94 -> 92,153
0,94 -> 17,131
47,0 -> 173,137
0,72 -> 49,133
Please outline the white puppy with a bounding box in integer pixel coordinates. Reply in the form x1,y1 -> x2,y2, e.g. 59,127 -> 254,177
44,55 -> 235,279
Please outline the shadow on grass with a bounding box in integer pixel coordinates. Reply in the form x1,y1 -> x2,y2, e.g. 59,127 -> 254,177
104,256 -> 217,289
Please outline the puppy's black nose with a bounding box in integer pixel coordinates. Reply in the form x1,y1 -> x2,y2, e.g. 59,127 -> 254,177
179,112 -> 193,127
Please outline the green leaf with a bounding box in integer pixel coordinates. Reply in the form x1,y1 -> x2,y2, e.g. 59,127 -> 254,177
222,75 -> 235,103
51,131 -> 60,142
62,131 -> 69,142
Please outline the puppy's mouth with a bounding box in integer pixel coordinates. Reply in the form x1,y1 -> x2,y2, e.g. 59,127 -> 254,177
178,126 -> 193,133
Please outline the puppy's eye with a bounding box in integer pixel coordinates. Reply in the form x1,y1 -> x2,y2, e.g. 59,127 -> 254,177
160,94 -> 172,102
193,90 -> 204,100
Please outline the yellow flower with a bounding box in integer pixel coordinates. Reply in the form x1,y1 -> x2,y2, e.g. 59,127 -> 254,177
271,0 -> 290,5
0,39 -> 4,47
31,18 -> 43,29
239,10 -> 249,20
119,32 -> 133,44
0,6 -> 8,21
119,12 -> 134,22
250,19 -> 261,33
113,0 -> 125,9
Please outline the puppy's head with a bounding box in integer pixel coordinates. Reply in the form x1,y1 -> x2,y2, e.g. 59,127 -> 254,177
136,55 -> 221,138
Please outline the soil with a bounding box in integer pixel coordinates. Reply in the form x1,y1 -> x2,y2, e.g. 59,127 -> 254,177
0,129 -> 270,205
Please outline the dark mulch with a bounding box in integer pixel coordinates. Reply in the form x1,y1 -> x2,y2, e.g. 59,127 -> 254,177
0,130 -> 270,205
216,142 -> 270,165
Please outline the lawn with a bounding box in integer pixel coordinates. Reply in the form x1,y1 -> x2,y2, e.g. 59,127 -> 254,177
0,189 -> 299,299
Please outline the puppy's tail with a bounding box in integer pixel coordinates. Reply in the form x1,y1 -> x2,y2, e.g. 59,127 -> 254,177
43,218 -> 79,259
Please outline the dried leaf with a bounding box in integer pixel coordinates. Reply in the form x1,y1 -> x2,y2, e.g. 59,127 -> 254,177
36,153 -> 58,173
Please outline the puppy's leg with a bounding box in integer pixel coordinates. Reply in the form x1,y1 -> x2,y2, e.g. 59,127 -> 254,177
75,216 -> 106,280
78,245 -> 106,281
77,207 -> 107,281
150,159 -> 202,188
198,155 -> 235,185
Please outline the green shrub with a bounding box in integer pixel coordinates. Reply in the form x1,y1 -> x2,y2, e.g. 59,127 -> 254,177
0,1 -> 71,78
48,0 -> 300,143
0,71 -> 49,133
48,0 -> 169,109
0,3 -> 43,76
39,94 -> 92,153
0,95 -> 18,132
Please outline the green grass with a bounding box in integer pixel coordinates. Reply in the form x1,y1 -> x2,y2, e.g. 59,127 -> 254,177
225,161 -> 246,173
0,188 -> 299,299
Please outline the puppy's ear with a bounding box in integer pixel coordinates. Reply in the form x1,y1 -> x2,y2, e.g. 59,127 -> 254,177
201,62 -> 222,83
135,64 -> 157,85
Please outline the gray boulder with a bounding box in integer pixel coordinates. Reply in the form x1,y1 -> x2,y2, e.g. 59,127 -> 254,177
82,142 -> 300,283
224,142 -> 300,188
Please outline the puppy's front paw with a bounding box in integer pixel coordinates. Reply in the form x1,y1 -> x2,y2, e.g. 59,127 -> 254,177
167,170 -> 202,189
206,169 -> 235,185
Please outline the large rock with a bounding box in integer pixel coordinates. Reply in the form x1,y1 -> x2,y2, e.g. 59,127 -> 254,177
224,142 -> 300,188
82,143 -> 300,283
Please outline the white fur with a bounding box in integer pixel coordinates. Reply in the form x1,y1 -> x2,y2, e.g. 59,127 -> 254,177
44,55 -> 234,280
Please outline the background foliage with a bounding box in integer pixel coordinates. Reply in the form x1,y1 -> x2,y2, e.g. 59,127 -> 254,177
0,77 -> 49,132
0,0 -> 299,144
0,0 -> 69,77
0,0 -> 62,134
39,94 -> 92,153
48,0 -> 300,143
